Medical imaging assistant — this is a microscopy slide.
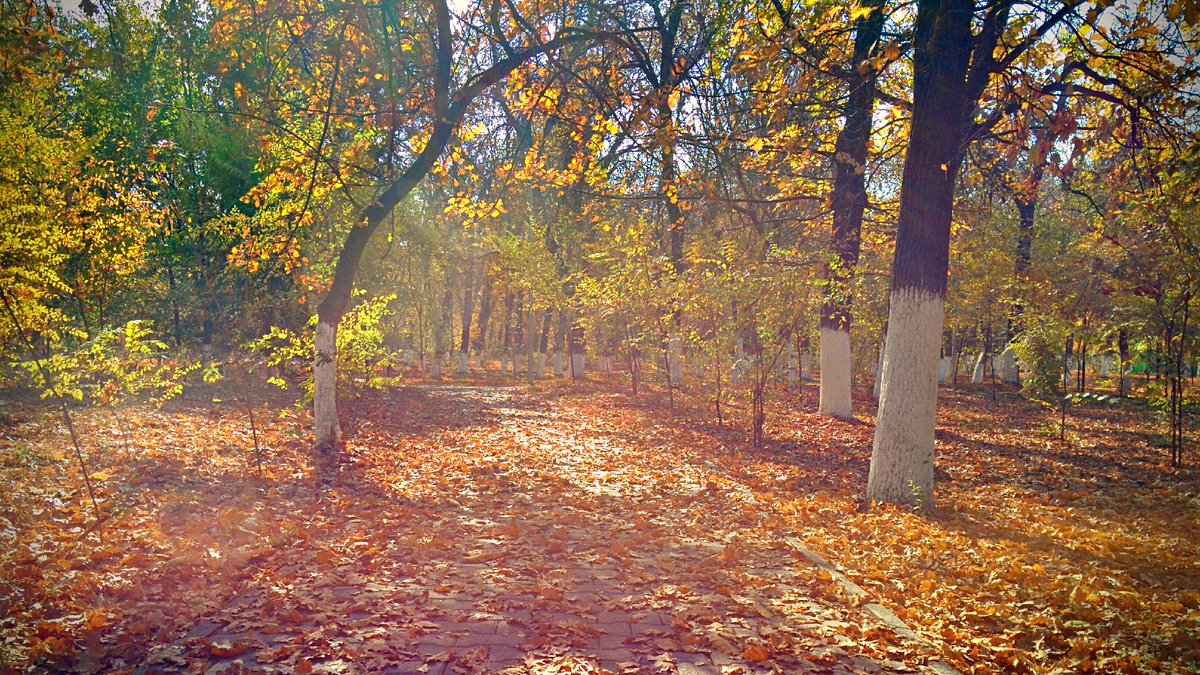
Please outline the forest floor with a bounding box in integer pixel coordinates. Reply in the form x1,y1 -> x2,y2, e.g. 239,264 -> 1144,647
0,373 -> 1197,675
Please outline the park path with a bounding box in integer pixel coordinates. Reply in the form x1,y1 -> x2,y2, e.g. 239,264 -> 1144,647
135,384 -> 929,674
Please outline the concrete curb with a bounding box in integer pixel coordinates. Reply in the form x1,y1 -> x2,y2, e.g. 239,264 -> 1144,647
784,538 -> 960,675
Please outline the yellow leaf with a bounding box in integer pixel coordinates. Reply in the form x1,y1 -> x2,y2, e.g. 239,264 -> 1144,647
850,5 -> 877,20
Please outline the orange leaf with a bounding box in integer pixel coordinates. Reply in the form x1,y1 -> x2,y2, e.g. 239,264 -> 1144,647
743,645 -> 769,663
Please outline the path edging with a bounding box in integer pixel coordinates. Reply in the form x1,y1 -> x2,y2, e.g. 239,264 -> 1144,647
784,537 -> 960,675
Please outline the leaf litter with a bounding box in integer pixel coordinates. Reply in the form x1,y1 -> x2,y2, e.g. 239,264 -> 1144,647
0,378 -> 1195,674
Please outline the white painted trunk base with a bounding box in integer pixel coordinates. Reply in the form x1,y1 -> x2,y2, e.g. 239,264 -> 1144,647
998,347 -> 1019,385
818,327 -> 853,419
552,351 -> 563,377
313,320 -> 341,448
971,353 -> 986,384
731,351 -> 749,385
457,353 -> 468,374
787,345 -> 798,389
430,361 -> 442,380
873,344 -> 885,399
938,356 -> 951,384
800,352 -> 813,381
536,352 -> 547,379
868,289 -> 943,506
571,353 -> 585,380
668,337 -> 684,387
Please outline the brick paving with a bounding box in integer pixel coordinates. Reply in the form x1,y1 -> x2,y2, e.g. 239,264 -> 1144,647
132,386 -> 935,674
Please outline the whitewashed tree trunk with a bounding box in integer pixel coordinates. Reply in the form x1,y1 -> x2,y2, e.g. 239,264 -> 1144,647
536,352 -> 547,378
313,320 -> 341,449
457,352 -> 469,375
873,343 -> 885,399
787,344 -> 799,389
938,356 -> 951,384
732,350 -> 748,385
971,352 -> 986,384
668,337 -> 684,387
430,360 -> 442,380
818,327 -> 853,419
868,290 -> 943,505
570,352 -> 585,379
998,347 -> 1019,385
800,352 -> 813,381
552,350 -> 563,377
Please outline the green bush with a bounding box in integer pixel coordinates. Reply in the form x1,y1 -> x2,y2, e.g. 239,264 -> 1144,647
1013,320 -> 1069,395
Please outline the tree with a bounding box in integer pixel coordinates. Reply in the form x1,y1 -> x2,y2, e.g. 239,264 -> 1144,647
213,0 -> 612,449
867,0 -> 1074,506
817,0 -> 887,419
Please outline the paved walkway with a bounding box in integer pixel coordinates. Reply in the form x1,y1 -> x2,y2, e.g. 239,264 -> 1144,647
134,385 -> 929,674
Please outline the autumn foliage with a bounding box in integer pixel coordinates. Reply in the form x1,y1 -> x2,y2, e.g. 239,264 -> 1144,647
2,0 -> 1200,673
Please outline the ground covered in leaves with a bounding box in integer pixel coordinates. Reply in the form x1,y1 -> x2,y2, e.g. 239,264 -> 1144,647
1,375 -> 1197,674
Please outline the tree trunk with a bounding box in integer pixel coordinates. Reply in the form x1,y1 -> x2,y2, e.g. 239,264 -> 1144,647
473,275 -> 493,358
818,0 -> 884,421
1076,338 -> 1087,393
526,289 -> 535,384
501,292 -> 514,373
166,265 -> 183,348
819,327 -> 854,417
668,336 -> 684,388
569,319 -> 585,380
869,0 -> 989,507
1118,328 -> 1129,395
459,263 -> 475,374
554,310 -> 568,377
431,286 -> 453,380
313,319 -> 341,450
